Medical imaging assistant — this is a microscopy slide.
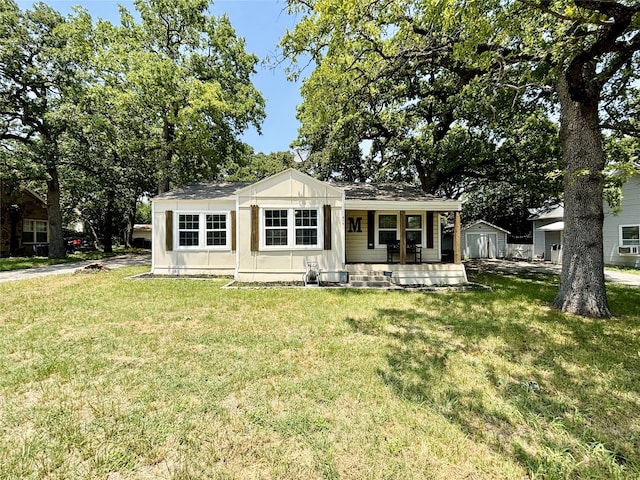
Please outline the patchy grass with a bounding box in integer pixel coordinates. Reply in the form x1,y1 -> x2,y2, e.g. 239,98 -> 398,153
0,248 -> 148,272
0,267 -> 638,479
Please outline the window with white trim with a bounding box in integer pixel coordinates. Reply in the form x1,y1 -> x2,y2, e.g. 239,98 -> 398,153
405,214 -> 422,245
206,214 -> 227,246
620,225 -> 640,246
264,209 -> 289,246
177,212 -> 230,249
378,214 -> 397,245
295,209 -> 318,246
262,208 -> 321,249
22,219 -> 48,244
178,214 -> 200,247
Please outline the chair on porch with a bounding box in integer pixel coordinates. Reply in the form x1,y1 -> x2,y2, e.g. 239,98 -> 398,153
407,242 -> 422,263
386,241 -> 401,263
386,241 -> 422,263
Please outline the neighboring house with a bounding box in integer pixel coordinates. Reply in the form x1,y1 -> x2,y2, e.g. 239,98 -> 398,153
462,220 -> 509,259
604,174 -> 640,268
529,174 -> 640,268
152,169 -> 467,285
0,181 -> 49,257
529,202 -> 564,263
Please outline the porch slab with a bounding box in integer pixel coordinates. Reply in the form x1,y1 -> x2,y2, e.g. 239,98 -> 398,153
346,263 -> 468,286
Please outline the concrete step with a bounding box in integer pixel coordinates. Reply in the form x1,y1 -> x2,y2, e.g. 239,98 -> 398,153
349,280 -> 393,288
349,275 -> 390,282
348,273 -> 394,288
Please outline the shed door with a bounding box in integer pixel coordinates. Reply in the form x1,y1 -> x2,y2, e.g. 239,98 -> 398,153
467,233 -> 497,259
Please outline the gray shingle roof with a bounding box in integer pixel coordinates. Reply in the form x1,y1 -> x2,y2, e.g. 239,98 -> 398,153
154,179 -> 449,202
336,182 -> 447,201
154,181 -> 252,200
528,202 -> 564,221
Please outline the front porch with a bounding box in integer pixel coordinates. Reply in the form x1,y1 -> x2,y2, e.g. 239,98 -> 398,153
344,208 -> 462,266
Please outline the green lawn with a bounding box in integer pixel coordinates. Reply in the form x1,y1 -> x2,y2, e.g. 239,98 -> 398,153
1,268 -> 638,479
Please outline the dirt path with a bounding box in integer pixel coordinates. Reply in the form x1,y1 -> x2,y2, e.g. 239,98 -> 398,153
0,253 -> 151,284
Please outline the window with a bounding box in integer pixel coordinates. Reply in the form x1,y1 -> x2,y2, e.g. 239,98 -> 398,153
376,212 -> 425,247
265,209 -> 289,246
206,214 -> 226,246
378,214 -> 397,245
295,209 -> 318,246
22,220 -> 48,244
406,215 -> 422,245
262,208 -> 321,249
177,212 -> 230,249
178,214 -> 200,247
621,225 -> 640,246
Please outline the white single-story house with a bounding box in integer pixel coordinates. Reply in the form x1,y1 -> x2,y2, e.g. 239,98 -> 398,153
151,169 -> 467,285
462,220 -> 509,259
529,173 -> 640,267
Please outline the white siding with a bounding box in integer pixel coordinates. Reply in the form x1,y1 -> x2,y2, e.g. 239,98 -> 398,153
235,170 -> 345,282
152,199 -> 237,275
603,175 -> 640,268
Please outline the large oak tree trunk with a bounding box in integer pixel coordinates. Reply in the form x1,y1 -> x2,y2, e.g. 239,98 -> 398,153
103,188 -> 115,253
46,166 -> 66,259
553,77 -> 611,318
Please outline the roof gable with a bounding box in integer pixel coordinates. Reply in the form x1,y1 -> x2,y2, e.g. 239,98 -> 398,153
462,219 -> 510,234
235,168 -> 343,198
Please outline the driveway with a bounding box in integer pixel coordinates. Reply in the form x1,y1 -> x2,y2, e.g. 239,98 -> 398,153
0,253 -> 151,284
465,259 -> 640,287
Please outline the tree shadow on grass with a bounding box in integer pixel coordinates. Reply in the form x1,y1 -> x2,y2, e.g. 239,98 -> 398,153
345,275 -> 640,478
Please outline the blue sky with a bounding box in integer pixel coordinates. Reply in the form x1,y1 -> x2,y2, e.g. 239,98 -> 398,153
15,0 -> 305,154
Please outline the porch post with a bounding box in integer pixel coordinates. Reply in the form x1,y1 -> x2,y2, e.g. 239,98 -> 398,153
399,210 -> 406,265
454,211 -> 462,264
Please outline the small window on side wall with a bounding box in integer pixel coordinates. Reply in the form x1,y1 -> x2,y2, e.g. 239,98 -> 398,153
621,225 -> 640,246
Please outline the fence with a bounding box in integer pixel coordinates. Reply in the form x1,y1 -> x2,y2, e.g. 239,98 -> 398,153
504,243 -> 533,261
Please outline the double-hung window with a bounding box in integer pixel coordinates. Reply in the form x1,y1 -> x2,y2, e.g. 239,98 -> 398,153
22,220 -> 48,244
262,208 -> 321,249
376,212 -> 424,247
295,209 -> 318,246
178,214 -> 200,247
378,214 -> 398,245
206,214 -> 227,246
405,215 -> 422,245
264,209 -> 289,246
177,212 -> 230,249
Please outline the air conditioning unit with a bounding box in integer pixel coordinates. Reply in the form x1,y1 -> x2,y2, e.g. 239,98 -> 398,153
618,245 -> 640,255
